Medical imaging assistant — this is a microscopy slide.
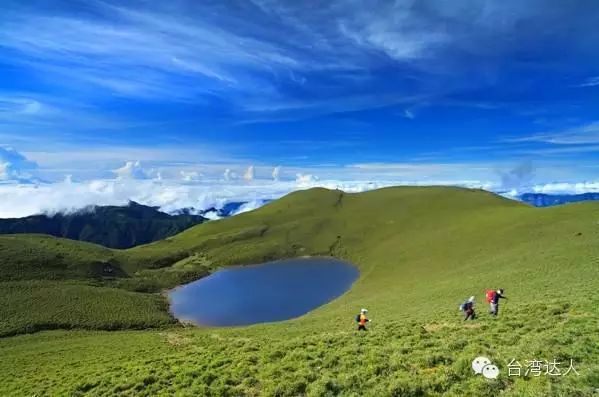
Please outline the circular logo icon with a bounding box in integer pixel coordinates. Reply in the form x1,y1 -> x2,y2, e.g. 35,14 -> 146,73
471,356 -> 491,374
482,364 -> 500,379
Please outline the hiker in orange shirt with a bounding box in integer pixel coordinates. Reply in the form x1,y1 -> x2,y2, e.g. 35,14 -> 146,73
356,308 -> 370,331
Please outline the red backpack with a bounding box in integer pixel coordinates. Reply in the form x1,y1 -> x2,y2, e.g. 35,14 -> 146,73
485,290 -> 496,303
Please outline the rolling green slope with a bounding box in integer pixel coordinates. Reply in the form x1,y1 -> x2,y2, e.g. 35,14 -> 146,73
1,186 -> 599,396
0,234 -> 116,281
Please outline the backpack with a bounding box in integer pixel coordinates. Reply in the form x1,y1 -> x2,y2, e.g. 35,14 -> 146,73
486,290 -> 496,303
355,314 -> 361,323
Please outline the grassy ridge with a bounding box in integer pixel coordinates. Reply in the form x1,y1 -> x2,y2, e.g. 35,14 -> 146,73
0,234 -> 116,280
1,186 -> 599,395
0,281 -> 174,337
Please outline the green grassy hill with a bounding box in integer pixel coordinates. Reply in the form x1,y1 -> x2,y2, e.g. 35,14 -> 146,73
1,186 -> 598,396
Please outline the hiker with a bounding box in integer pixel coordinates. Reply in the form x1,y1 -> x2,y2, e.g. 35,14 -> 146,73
356,308 -> 370,331
461,296 -> 476,321
487,289 -> 507,317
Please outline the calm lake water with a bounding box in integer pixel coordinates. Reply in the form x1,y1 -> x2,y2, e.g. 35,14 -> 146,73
168,257 -> 359,326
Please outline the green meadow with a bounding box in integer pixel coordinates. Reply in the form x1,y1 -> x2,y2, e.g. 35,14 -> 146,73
1,187 -> 599,396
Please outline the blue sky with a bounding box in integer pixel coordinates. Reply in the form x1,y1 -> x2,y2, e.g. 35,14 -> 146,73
1,0 -> 599,215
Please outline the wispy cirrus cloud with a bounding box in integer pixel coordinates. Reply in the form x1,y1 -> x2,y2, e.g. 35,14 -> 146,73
576,76 -> 599,87
336,4 -> 450,62
0,96 -> 44,116
0,92 -> 143,143
516,145 -> 599,156
4,0 -> 587,109
0,0 -> 595,157
0,0 -> 359,102
347,162 -> 499,182
508,121 -> 599,145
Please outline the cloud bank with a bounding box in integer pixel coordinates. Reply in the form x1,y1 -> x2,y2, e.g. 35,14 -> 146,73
1,148 -> 599,218
2,170 -> 599,218
0,177 -> 495,218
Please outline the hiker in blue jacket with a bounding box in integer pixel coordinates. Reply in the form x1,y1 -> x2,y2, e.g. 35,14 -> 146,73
490,289 -> 507,316
461,296 -> 476,321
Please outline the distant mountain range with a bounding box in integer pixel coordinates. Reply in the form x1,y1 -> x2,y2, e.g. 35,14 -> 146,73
0,201 -> 206,249
519,192 -> 599,207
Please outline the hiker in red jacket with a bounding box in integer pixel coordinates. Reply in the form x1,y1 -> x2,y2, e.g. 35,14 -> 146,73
487,289 -> 507,317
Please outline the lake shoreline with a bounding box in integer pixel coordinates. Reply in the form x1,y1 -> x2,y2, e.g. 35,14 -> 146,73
167,256 -> 359,328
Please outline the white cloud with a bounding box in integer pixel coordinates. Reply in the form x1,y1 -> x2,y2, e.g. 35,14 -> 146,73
0,178 -> 274,217
223,168 -> 235,181
529,182 -> 599,194
403,109 -> 415,119
244,165 -> 255,181
0,96 -> 45,116
295,173 -> 319,185
0,162 -> 12,180
180,170 -> 202,182
113,161 -> 150,180
0,146 -> 38,181
231,199 -> 271,216
272,166 -> 281,181
501,181 -> 599,197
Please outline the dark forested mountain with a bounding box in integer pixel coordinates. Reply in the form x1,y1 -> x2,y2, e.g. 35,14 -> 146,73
0,201 -> 206,248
